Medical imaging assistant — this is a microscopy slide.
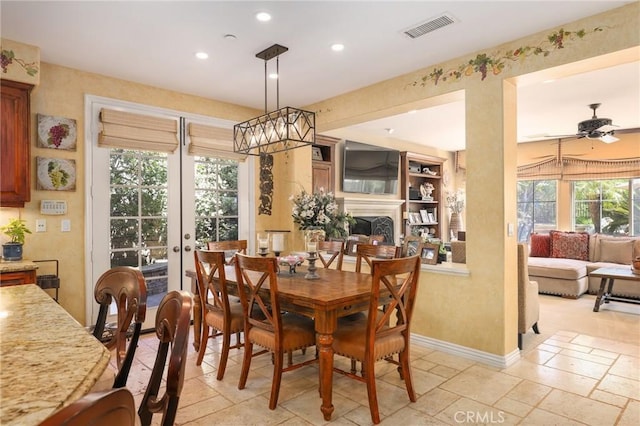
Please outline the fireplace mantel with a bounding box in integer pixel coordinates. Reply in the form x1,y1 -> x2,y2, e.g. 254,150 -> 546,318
336,197 -> 405,245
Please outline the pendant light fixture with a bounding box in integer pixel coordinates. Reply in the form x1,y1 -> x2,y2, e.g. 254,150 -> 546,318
233,44 -> 316,156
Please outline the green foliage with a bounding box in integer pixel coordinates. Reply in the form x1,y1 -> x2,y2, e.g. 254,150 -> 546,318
1,218 -> 31,244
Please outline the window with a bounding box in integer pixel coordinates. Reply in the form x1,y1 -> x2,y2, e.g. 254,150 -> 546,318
517,180 -> 557,241
194,156 -> 239,245
573,179 -> 637,236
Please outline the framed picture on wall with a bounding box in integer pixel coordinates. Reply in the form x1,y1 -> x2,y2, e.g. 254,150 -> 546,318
36,157 -> 77,191
37,114 -> 77,151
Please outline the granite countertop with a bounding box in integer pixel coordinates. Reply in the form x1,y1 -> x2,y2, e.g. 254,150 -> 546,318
0,259 -> 38,273
0,284 -> 111,425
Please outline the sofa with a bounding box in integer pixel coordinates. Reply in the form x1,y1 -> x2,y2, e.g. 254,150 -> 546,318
527,231 -> 640,299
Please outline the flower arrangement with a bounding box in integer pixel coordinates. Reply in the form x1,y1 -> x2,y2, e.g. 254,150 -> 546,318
290,188 -> 355,238
446,190 -> 465,214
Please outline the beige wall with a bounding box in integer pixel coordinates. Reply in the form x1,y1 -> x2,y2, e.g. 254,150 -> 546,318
1,3 -> 638,357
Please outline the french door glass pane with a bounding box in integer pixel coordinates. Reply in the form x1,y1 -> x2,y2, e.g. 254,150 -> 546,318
109,148 -> 169,307
194,156 -> 239,247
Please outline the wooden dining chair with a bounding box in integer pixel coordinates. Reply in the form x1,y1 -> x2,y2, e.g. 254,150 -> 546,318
355,243 -> 402,273
39,388 -> 136,426
92,266 -> 147,389
332,255 -> 421,424
207,239 -> 247,264
317,240 -> 345,270
138,290 -> 192,426
234,253 -> 317,410
194,249 -> 245,379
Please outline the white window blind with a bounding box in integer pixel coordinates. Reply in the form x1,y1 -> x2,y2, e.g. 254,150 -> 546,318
188,122 -> 247,162
99,108 -> 179,153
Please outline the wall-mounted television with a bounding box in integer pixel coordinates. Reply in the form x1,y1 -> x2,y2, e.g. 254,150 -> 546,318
342,140 -> 399,195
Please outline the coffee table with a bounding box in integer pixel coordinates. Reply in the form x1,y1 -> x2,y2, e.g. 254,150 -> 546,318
590,267 -> 640,312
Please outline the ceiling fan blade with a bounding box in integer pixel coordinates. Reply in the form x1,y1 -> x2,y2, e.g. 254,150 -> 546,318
614,127 -> 640,134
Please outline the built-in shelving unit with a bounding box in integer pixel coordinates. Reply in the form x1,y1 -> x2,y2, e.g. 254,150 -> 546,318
312,135 -> 339,193
400,152 -> 446,240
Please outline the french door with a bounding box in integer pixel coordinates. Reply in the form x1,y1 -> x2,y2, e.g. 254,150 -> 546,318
85,95 -> 252,329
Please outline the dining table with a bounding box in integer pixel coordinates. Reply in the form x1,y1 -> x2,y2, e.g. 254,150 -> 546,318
186,263 -> 376,421
0,284 -> 111,426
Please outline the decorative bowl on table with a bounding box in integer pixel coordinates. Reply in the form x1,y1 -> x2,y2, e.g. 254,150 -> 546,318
278,254 -> 306,274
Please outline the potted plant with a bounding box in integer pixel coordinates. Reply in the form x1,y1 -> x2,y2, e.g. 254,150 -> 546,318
1,218 -> 31,261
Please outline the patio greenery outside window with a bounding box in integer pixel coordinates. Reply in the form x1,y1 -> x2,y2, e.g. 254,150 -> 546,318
194,156 -> 239,246
572,178 -> 638,236
517,180 -> 557,242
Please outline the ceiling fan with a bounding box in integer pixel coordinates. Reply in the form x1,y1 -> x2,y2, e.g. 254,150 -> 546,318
573,103 -> 619,143
529,103 -> 624,143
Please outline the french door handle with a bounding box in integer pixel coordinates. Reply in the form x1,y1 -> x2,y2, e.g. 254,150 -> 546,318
184,245 -> 192,252
173,246 -> 180,252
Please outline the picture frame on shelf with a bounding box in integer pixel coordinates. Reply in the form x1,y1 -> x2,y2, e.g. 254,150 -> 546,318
312,146 -> 324,161
411,212 -> 422,224
402,236 -> 422,257
419,209 -> 429,223
427,212 -> 436,223
420,242 -> 440,265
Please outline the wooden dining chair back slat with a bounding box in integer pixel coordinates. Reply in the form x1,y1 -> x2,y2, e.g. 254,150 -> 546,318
39,388 -> 136,426
207,240 -> 247,265
332,255 -> 421,424
234,253 -> 317,410
92,266 -> 147,389
138,290 -> 192,426
355,243 -> 402,273
317,240 -> 345,270
193,249 -> 245,377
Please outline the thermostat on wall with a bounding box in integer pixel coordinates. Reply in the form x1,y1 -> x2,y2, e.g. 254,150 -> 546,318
41,200 -> 67,215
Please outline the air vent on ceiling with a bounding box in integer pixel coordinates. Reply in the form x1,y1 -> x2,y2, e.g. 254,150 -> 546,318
403,13 -> 456,39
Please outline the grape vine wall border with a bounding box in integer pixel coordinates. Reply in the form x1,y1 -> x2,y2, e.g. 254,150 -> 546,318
410,26 -> 606,88
1,48 -> 39,77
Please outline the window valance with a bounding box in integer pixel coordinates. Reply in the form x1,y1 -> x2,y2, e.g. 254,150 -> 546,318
560,157 -> 640,180
517,158 -> 562,180
188,123 -> 247,162
98,108 -> 179,153
517,157 -> 640,181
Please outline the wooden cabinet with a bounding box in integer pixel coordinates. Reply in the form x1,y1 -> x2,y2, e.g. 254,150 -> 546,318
312,135 -> 338,193
400,152 -> 446,240
1,79 -> 33,208
0,269 -> 37,286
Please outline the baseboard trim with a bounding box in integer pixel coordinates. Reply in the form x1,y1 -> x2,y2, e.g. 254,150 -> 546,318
411,333 -> 521,369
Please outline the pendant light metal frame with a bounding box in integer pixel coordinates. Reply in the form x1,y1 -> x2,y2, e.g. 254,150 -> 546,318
233,44 -> 316,156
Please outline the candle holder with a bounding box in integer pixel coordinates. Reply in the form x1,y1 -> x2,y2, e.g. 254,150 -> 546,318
257,232 -> 270,256
305,252 -> 319,280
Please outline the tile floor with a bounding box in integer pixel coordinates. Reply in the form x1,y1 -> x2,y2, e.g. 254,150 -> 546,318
124,293 -> 640,425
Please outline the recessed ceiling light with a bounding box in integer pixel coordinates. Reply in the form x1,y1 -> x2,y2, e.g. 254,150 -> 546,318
386,128 -> 395,134
256,12 -> 271,22
195,52 -> 209,60
269,73 -> 278,79
331,43 -> 345,52
223,34 -> 237,40
407,109 -> 417,114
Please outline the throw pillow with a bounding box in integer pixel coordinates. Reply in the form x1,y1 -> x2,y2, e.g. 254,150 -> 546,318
598,239 -> 634,264
529,233 -> 551,257
550,231 -> 589,261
